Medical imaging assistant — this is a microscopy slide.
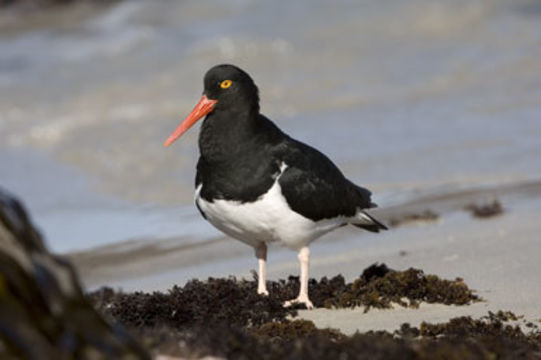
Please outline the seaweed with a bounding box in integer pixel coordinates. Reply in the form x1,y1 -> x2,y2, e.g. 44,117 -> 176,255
253,319 -> 345,341
89,277 -> 294,330
465,200 -> 504,218
89,264 -> 480,330
123,314 -> 541,359
311,263 -> 480,310
85,267 -> 541,360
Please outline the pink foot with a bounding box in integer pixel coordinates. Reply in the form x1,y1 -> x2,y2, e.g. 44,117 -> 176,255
283,295 -> 314,309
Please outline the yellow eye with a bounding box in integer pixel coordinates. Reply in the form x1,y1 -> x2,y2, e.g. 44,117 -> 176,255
220,80 -> 232,89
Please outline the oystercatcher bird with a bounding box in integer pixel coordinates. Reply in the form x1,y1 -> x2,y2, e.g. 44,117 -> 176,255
164,64 -> 387,308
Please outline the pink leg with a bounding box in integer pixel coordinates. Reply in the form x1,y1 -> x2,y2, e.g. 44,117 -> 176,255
284,246 -> 314,309
255,243 -> 269,295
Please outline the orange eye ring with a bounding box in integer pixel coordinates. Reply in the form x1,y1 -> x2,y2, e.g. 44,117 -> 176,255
220,80 -> 232,89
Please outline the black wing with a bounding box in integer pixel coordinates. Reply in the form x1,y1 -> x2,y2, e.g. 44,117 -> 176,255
276,138 -> 375,222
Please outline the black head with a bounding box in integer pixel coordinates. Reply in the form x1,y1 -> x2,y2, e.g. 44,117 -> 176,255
203,64 -> 260,113
163,64 -> 260,147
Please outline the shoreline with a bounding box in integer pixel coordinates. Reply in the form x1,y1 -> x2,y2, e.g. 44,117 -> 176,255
71,178 -> 541,287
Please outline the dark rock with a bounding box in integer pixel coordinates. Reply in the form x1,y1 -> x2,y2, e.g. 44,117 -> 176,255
0,187 -> 150,360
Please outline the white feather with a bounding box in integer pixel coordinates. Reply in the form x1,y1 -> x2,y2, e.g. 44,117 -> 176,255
195,163 -> 346,250
354,211 -> 377,225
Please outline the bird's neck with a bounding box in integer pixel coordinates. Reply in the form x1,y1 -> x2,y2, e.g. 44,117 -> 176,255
198,107 -> 259,162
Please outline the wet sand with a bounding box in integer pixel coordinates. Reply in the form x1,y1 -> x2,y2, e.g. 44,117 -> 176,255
72,179 -> 541,333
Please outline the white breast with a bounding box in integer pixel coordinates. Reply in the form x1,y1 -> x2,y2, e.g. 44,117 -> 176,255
195,165 -> 345,250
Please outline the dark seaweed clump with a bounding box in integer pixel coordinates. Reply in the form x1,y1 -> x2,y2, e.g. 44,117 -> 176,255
280,263 -> 480,311
89,277 -> 294,329
89,264 -> 480,331
101,312 -> 541,359
418,311 -> 538,340
133,320 -> 416,360
87,264 -> 490,358
465,199 -> 504,218
86,266 -> 541,360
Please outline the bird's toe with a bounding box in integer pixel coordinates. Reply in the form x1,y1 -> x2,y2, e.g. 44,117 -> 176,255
283,296 -> 314,310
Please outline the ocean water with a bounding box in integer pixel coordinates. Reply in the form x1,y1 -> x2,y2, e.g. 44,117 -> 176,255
1,0 -> 540,253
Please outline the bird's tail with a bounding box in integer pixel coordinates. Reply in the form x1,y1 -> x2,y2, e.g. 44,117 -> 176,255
351,210 -> 388,233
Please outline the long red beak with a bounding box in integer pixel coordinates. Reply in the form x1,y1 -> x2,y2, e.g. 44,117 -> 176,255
163,95 -> 218,147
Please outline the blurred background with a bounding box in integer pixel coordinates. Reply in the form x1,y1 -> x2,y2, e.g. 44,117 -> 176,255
1,0 -> 540,287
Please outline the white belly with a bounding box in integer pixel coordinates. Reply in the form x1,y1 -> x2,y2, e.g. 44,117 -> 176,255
195,180 -> 345,250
